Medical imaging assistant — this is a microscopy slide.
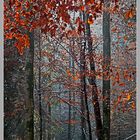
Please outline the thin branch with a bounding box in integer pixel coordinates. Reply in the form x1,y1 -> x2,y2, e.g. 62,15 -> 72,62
123,133 -> 136,140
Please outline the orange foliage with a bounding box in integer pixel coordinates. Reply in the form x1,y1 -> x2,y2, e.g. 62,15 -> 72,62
124,9 -> 135,19
126,94 -> 131,101
72,75 -> 79,81
80,5 -> 85,11
66,69 -> 71,77
88,15 -> 94,25
119,83 -> 125,87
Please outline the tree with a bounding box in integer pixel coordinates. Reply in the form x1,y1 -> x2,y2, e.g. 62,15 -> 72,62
26,32 -> 35,140
84,1 -> 103,139
102,0 -> 111,139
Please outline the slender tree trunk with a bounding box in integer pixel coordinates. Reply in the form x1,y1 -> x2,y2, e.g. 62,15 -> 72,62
80,40 -> 92,140
84,82 -> 93,140
68,91 -> 72,140
48,104 -> 51,140
68,39 -> 77,139
80,11 -> 93,140
59,85 -> 62,121
81,6 -> 93,140
85,13 -> 103,140
38,32 -> 42,140
80,38 -> 87,140
47,57 -> 52,140
103,0 -> 111,139
68,47 -> 72,140
71,39 -> 76,138
26,32 -> 34,140
38,70 -> 42,140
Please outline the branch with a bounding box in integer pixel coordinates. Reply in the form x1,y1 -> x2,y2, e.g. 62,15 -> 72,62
124,133 -> 136,140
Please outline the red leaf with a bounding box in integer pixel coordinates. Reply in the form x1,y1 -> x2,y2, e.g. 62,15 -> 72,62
119,83 -> 125,86
64,120 -> 79,124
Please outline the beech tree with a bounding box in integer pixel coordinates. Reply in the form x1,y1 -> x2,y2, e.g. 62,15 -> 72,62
102,0 -> 111,139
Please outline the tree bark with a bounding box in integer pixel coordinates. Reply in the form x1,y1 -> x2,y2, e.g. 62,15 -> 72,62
85,12 -> 103,140
71,39 -> 76,139
48,104 -> 51,140
38,32 -> 42,140
80,38 -> 87,140
68,90 -> 72,140
68,47 -> 72,140
103,0 -> 111,139
26,32 -> 34,140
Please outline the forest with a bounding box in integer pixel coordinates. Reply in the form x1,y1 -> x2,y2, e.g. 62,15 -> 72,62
4,0 -> 136,140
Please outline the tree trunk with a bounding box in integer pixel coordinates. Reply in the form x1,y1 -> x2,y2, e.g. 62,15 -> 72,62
26,32 -> 34,140
47,57 -> 52,140
103,0 -> 111,139
68,91 -> 72,140
80,38 -> 87,140
71,39 -> 76,139
48,104 -> 52,140
85,13 -> 103,139
83,11 -> 93,140
68,47 -> 72,140
80,11 -> 93,140
80,41 -> 92,140
38,32 -> 42,140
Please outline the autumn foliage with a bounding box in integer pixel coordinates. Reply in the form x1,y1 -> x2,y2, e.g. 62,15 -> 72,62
4,0 -> 136,139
